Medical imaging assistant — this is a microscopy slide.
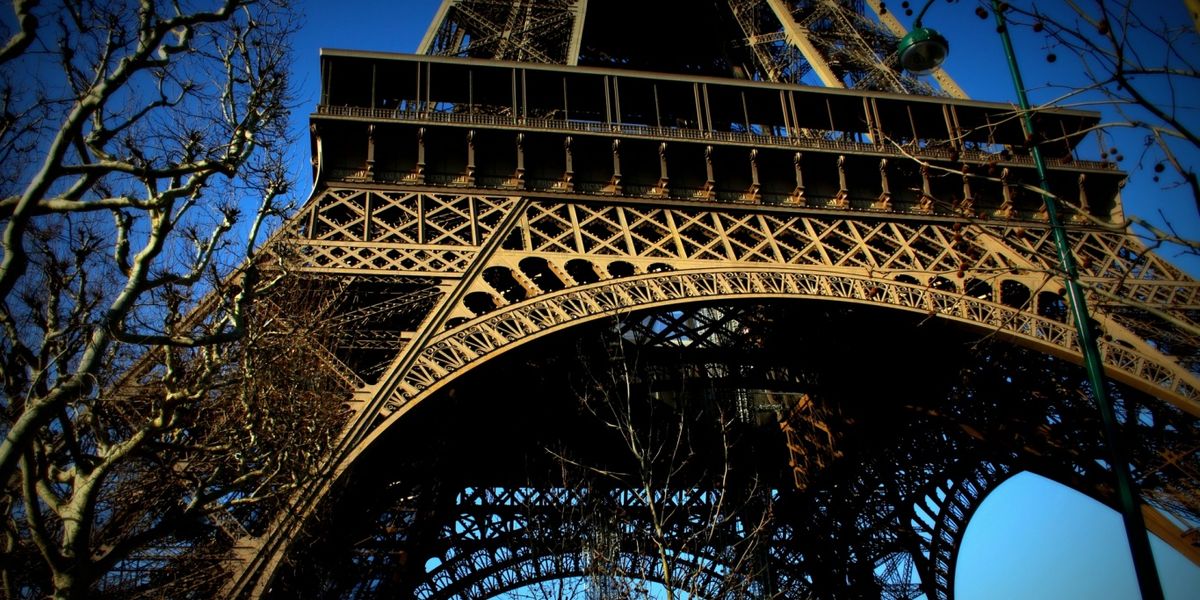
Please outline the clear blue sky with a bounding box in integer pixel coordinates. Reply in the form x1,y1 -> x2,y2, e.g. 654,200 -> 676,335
288,2 -> 1200,598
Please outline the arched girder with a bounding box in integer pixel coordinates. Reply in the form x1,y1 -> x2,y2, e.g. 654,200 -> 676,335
255,295 -> 1200,600
234,263 -> 1200,599
913,457 -> 1200,600
372,268 -> 1200,429
907,460 -> 1017,600
332,478 -> 838,599
415,544 -> 796,599
326,267 -> 1199,597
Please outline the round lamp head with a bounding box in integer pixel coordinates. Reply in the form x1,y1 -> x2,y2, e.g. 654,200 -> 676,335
897,26 -> 950,74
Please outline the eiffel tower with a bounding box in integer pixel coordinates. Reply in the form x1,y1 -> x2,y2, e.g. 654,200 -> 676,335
210,1 -> 1200,597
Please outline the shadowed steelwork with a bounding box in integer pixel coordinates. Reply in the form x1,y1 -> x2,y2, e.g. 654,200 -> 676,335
207,3 -> 1200,599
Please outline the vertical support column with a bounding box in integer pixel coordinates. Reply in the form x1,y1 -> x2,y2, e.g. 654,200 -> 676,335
702,83 -> 714,134
700,145 -> 716,199
875,158 -> 892,210
863,97 -> 881,147
958,162 -> 975,216
832,155 -> 849,207
519,68 -> 528,123
417,192 -> 426,244
653,84 -> 662,129
512,67 -> 519,117
999,167 -> 1015,219
604,76 -> 613,127
363,190 -> 372,241
612,76 -> 622,128
1075,174 -> 1090,222
509,133 -> 526,190
779,90 -> 793,138
365,124 -> 376,181
790,152 -> 806,205
607,139 -> 623,194
918,164 -> 935,213
562,76 -> 570,122
320,56 -> 332,105
464,130 -> 476,186
651,142 -> 670,197
413,127 -> 427,184
560,136 -> 575,191
943,106 -> 962,151
745,148 -> 761,203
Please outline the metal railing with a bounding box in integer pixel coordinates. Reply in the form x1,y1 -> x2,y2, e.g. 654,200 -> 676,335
316,104 -> 1112,170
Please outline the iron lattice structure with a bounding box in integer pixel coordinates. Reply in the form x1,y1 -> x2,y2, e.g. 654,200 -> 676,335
88,1 -> 1196,598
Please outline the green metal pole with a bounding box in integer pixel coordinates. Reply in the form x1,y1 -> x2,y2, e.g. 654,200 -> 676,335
989,2 -> 1164,598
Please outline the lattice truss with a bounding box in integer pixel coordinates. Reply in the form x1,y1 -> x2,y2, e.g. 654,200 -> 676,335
422,0 -> 949,94
422,0 -> 584,63
262,302 -> 1197,599
729,0 -> 938,93
392,197 -> 1200,415
205,173 -> 1200,599
204,2 -> 1197,594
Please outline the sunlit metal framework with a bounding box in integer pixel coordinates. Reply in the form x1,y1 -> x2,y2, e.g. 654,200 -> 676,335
416,0 -> 966,95
183,3 -> 1200,598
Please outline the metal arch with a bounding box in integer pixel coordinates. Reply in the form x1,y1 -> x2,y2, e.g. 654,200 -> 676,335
912,457 -> 1199,600
415,548 -> 791,599
312,266 -> 1199,598
405,487 -> 803,599
232,190 -> 1200,597
232,269 -> 1200,597
907,461 -> 1016,600
377,268 -> 1200,419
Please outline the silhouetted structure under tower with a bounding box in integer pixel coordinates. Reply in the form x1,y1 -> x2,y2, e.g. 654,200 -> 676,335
213,1 -> 1199,598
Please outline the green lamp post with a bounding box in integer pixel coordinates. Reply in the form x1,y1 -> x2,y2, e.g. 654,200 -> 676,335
896,1 -> 1165,599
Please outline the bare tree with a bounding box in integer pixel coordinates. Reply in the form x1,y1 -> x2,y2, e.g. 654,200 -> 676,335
536,312 -> 793,599
0,1 -> 343,598
997,1 -> 1200,221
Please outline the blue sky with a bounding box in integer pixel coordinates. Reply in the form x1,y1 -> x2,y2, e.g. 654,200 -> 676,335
288,2 -> 1200,597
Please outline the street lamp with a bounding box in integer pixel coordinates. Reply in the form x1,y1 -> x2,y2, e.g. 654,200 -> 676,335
897,26 -> 950,73
897,1 -> 1166,599
896,1 -> 950,74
